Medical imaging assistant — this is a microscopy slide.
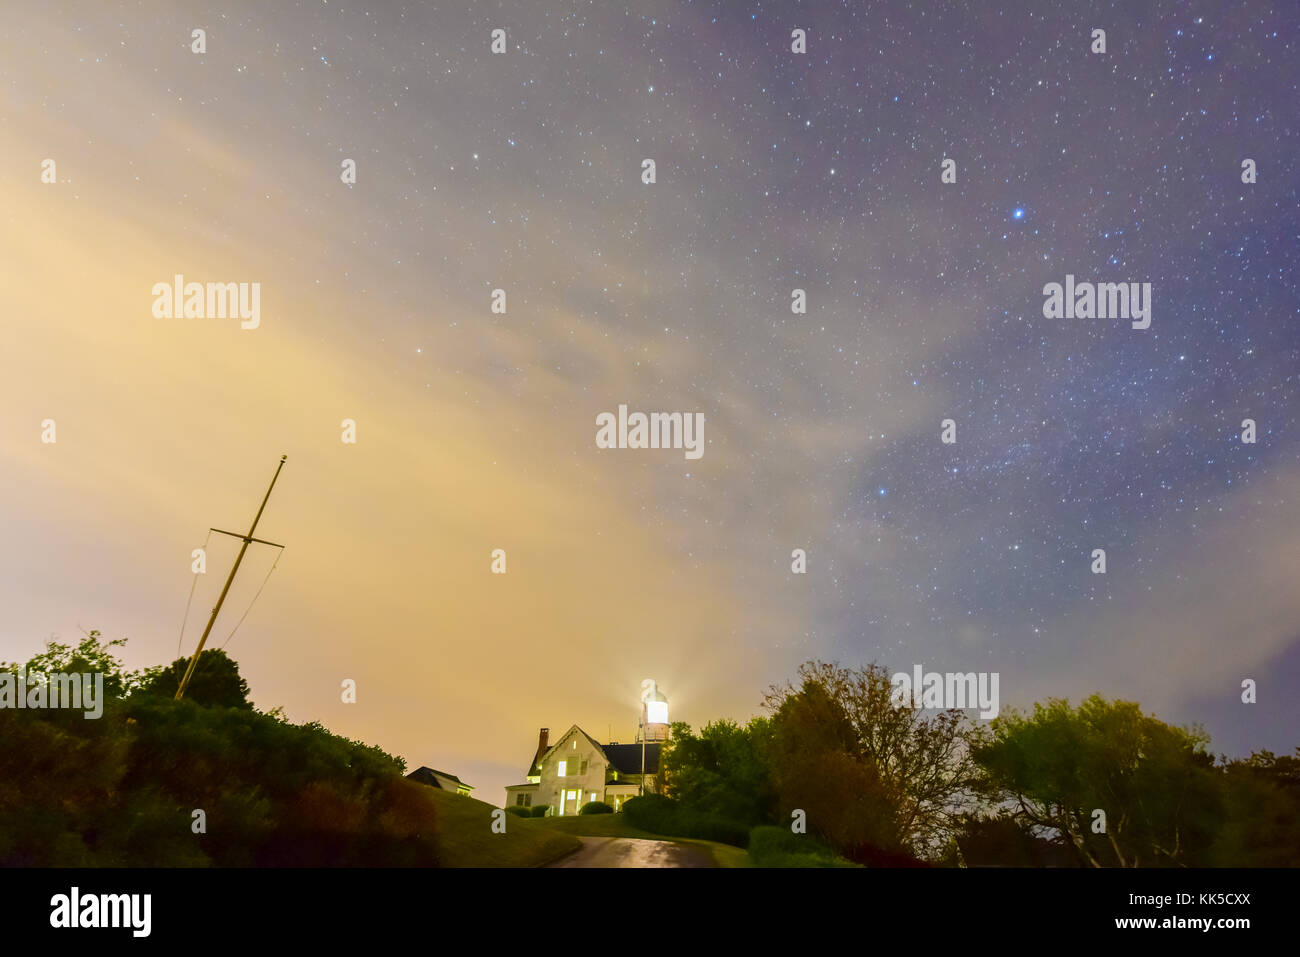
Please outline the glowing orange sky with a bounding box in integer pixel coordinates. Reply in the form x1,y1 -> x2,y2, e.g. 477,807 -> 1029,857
0,27 -> 817,805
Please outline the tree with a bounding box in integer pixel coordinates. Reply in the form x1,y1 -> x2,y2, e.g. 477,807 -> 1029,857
767,679 -> 909,863
3,630 -> 142,698
1212,749 -> 1300,866
137,649 -> 252,709
763,660 -> 987,858
975,695 -> 1221,867
660,717 -> 775,827
951,813 -> 1077,867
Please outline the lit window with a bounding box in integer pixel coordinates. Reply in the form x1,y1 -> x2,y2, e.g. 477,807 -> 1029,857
558,760 -> 567,777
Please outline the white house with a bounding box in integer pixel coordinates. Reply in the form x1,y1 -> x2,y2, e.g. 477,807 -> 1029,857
505,726 -> 663,815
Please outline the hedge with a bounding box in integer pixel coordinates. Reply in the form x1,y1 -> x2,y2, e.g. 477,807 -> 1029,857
621,794 -> 749,846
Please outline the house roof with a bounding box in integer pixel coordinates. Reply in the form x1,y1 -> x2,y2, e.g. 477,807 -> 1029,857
406,766 -> 472,790
602,743 -> 660,775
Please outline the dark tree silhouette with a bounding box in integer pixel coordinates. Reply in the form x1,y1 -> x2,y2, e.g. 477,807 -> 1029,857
137,648 -> 252,709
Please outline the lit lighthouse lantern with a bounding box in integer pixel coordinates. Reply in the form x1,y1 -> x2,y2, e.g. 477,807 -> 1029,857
639,679 -> 669,743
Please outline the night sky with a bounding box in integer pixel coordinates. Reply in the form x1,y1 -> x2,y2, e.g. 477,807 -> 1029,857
1,1 -> 1296,805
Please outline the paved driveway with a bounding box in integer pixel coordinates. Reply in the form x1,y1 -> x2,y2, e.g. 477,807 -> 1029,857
547,836 -> 715,868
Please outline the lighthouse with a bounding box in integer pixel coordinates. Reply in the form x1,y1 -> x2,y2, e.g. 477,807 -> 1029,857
636,679 -> 669,796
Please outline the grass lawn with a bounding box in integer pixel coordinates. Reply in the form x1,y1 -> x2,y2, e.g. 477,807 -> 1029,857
536,813 -> 751,867
423,789 -> 581,867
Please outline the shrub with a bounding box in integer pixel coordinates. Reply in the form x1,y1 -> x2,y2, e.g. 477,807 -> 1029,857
530,805 -> 551,817
0,695 -> 438,866
579,800 -> 614,815
622,794 -> 749,847
505,805 -> 532,818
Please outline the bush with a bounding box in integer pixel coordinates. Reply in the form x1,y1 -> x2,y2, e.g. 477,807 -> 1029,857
0,635 -> 436,867
0,694 -> 438,866
622,794 -> 749,847
504,805 -> 532,818
530,805 -> 551,817
579,800 -> 614,815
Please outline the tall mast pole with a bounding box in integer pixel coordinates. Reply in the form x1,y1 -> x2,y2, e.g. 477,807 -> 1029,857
175,455 -> 287,701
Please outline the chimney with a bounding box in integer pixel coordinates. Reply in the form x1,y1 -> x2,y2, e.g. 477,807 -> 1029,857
526,728 -> 551,779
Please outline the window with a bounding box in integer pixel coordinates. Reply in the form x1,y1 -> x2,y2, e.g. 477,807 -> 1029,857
560,757 -> 587,777
515,794 -> 532,808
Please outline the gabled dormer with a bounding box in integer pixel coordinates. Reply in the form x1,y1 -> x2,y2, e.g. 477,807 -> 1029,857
535,724 -> 608,778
